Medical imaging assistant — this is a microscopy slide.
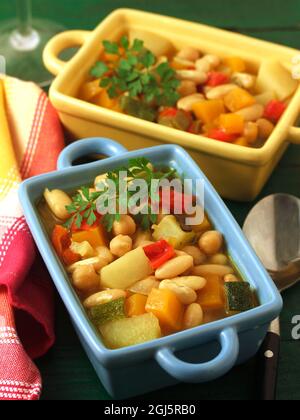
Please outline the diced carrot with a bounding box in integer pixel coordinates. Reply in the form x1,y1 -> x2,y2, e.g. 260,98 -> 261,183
72,225 -> 107,249
146,288 -> 183,332
52,225 -> 70,258
224,88 -> 256,112
197,274 -> 224,310
62,248 -> 81,266
192,99 -> 225,124
126,294 -> 148,317
223,57 -> 247,73
219,113 -> 245,135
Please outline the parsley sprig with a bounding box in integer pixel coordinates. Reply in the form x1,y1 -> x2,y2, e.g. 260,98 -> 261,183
90,36 -> 180,107
64,158 -> 177,232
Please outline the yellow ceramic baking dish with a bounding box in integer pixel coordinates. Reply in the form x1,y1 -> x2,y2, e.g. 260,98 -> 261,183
43,8 -> 300,202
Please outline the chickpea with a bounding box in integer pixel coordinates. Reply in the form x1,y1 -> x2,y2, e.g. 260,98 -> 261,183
43,188 -> 72,220
96,246 -> 114,265
182,246 -> 207,265
178,80 -> 197,97
198,231 -> 223,255
133,229 -> 152,249
209,253 -> 228,265
177,47 -> 200,62
195,58 -> 211,73
243,122 -> 258,144
257,118 -> 275,140
202,54 -> 221,68
224,274 -> 240,283
110,235 -> 133,257
72,265 -> 100,292
112,215 -> 136,236
94,173 -> 108,189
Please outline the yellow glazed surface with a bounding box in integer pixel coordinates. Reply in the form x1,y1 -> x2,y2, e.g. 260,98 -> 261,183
43,9 -> 300,201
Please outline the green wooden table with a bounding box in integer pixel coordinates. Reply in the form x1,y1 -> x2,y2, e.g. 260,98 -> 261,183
1,0 -> 300,401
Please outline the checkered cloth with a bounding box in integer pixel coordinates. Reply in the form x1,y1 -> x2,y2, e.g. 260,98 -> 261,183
0,77 -> 64,400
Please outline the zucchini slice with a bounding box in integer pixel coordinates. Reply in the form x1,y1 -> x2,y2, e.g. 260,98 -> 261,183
224,282 -> 254,314
89,297 -> 126,326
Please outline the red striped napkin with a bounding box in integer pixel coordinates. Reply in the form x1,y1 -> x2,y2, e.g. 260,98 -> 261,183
0,77 -> 65,400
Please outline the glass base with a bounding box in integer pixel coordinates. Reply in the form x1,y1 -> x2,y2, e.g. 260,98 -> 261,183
0,18 -> 65,88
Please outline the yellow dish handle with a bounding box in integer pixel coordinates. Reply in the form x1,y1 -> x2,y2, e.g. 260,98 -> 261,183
43,30 -> 91,76
289,126 -> 300,145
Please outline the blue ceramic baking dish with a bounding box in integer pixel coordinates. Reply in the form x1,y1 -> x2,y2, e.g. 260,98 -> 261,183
19,137 -> 282,399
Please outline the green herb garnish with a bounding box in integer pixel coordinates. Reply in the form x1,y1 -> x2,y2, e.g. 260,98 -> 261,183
64,159 -> 177,232
90,36 -> 180,107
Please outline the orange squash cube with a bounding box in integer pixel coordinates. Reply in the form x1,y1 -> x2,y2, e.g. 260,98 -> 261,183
146,288 -> 183,332
192,99 -> 225,124
234,137 -> 249,147
92,90 -> 121,111
223,57 -> 247,73
197,274 -> 224,310
79,79 -> 103,102
72,226 -> 107,249
224,88 -> 256,112
126,294 -> 148,317
219,113 -> 245,135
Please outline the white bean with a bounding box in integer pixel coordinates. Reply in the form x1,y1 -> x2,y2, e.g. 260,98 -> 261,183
177,94 -> 205,112
83,289 -> 126,308
224,274 -> 240,283
235,104 -> 264,122
232,72 -> 256,89
155,255 -> 194,280
159,280 -> 197,304
206,84 -> 237,100
193,264 -> 234,277
169,276 -> 207,290
44,188 -> 72,220
183,303 -> 204,329
176,70 -> 208,84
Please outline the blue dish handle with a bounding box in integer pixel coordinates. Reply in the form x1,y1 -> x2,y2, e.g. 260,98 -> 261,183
57,137 -> 128,170
155,327 -> 239,383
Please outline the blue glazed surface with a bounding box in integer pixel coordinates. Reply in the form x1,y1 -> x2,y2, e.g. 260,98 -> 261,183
19,137 -> 282,395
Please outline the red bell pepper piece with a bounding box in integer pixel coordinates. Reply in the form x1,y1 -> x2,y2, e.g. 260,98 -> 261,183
207,128 -> 238,143
62,248 -> 81,266
206,72 -> 230,87
263,100 -> 286,123
52,225 -> 71,257
159,108 -> 178,118
52,225 -> 81,265
143,240 -> 175,269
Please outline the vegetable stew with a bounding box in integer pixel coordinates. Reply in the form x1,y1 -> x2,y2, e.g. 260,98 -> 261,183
78,33 -> 298,148
39,158 -> 258,349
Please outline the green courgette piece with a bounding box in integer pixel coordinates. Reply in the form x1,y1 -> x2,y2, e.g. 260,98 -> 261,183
120,96 -> 157,122
158,110 -> 191,131
224,282 -> 254,315
89,297 -> 126,326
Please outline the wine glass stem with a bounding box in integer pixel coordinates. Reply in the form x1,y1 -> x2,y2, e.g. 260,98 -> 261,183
16,0 -> 32,36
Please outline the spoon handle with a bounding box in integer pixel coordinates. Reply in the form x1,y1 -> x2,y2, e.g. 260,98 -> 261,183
258,318 -> 281,400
